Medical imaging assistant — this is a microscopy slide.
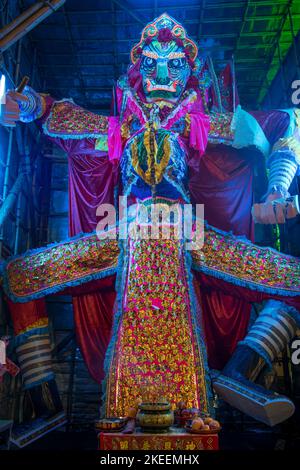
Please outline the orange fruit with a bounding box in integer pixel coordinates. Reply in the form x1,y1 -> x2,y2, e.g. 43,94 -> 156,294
209,419 -> 221,430
191,418 -> 204,431
204,417 -> 213,425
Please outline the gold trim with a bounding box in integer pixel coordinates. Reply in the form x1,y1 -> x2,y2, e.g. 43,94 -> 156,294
17,318 -> 49,337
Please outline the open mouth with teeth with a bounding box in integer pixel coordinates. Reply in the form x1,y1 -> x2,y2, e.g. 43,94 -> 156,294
146,79 -> 179,93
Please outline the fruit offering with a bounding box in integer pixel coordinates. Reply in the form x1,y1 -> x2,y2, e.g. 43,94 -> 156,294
175,407 -> 200,427
185,416 -> 221,434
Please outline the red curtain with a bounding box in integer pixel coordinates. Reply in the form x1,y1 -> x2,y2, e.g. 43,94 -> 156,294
187,109 -> 291,369
188,145 -> 254,368
67,146 -> 118,382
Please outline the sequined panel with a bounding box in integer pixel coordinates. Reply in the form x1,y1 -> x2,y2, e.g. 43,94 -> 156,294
208,112 -> 234,143
105,230 -> 209,417
5,235 -> 119,300
43,100 -> 108,137
191,226 -> 300,293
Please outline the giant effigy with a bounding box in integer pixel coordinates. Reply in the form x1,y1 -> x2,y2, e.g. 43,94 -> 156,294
1,14 -> 300,440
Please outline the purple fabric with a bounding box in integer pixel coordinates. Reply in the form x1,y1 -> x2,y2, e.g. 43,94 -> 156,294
68,146 -> 118,233
188,113 -> 210,155
250,109 -> 290,147
188,143 -> 255,368
107,116 -> 122,161
188,144 -> 255,238
67,146 -> 118,383
39,97 -> 119,382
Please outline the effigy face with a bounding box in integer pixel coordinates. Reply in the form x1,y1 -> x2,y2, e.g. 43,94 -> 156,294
130,13 -> 198,106
140,39 -> 191,104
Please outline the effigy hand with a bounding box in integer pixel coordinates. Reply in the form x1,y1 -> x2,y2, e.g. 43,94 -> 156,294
0,90 -> 28,127
252,194 -> 300,224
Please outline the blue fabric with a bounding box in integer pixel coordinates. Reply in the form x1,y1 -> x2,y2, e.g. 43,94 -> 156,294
13,326 -> 50,348
23,373 -> 55,390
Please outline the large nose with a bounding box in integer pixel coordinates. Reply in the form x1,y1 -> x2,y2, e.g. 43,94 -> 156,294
155,60 -> 170,85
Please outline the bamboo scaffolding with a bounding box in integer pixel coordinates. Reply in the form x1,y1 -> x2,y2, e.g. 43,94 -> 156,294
0,0 -> 66,52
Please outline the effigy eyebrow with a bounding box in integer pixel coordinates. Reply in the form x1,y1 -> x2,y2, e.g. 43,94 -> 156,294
167,52 -> 186,59
142,50 -> 158,59
142,50 -> 186,60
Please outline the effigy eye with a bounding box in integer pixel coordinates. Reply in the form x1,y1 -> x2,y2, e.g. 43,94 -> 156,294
143,57 -> 156,67
169,58 -> 186,69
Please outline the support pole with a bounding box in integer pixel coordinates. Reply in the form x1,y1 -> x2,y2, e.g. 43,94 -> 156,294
288,6 -> 300,77
0,172 -> 25,227
0,0 -> 66,52
0,3 -> 43,39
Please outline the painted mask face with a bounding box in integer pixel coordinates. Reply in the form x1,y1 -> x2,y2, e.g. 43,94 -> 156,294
140,40 -> 191,104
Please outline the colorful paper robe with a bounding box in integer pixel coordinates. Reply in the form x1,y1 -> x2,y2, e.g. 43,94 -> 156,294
2,204 -> 300,411
2,221 -> 299,304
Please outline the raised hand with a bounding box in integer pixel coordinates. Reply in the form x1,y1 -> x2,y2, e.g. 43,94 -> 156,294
0,90 -> 29,127
252,194 -> 300,224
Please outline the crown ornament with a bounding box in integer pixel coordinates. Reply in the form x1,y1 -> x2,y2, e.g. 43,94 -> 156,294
130,13 -> 198,65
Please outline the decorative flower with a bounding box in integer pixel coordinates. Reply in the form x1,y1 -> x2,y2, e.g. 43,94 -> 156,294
175,38 -> 184,48
157,28 -> 174,43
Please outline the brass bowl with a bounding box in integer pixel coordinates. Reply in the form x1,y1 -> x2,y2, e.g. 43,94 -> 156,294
137,402 -> 174,433
138,402 -> 171,412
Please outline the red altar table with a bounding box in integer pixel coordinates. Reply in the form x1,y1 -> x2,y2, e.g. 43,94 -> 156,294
99,427 -> 219,450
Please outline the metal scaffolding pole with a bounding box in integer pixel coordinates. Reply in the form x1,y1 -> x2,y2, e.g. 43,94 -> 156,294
288,5 -> 300,77
0,172 -> 25,227
277,41 -> 289,107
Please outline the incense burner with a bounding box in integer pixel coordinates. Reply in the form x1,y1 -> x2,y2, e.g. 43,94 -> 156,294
136,402 -> 174,433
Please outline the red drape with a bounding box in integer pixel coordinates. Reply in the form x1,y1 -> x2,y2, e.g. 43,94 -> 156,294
188,145 -> 255,368
187,109 -> 291,369
67,145 -> 118,382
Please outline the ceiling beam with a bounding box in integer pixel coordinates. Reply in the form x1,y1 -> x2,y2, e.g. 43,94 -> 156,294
30,30 -> 296,42
42,15 -> 300,28
111,0 -> 146,25
45,2 -> 293,15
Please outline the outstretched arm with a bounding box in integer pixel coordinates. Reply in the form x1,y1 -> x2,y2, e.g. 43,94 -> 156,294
252,109 -> 300,224
0,86 -> 114,156
191,223 -> 300,310
0,89 -> 31,126
1,230 -> 119,303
